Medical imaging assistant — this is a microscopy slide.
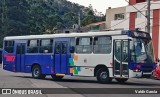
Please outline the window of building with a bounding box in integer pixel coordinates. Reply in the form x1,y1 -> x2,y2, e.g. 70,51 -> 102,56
136,12 -> 142,18
76,37 -> 92,53
91,25 -> 100,30
27,40 -> 39,53
4,41 -> 14,53
114,13 -> 125,20
39,39 -> 53,53
93,36 -> 112,54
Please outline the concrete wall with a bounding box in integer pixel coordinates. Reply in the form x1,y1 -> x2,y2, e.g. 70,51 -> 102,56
106,7 -> 127,30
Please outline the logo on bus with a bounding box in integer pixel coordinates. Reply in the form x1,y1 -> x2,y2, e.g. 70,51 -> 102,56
4,54 -> 16,62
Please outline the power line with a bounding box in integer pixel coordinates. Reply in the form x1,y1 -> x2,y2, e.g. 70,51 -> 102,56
107,17 -> 129,30
124,0 -> 146,18
108,4 -> 147,29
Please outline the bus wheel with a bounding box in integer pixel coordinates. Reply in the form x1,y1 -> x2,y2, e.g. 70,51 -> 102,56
32,65 -> 46,79
115,78 -> 128,83
51,75 -> 63,81
96,68 -> 111,84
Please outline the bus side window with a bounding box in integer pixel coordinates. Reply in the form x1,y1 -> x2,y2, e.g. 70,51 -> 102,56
76,37 -> 92,53
4,41 -> 14,53
62,43 -> 67,54
93,36 -> 112,54
39,39 -> 53,53
27,40 -> 39,53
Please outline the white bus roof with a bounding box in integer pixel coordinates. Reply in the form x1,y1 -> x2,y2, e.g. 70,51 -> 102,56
4,30 -> 124,40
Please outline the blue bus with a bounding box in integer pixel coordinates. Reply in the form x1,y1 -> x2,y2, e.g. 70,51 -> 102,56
2,30 -> 156,83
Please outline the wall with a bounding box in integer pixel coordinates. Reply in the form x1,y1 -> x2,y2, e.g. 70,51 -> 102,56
106,7 -> 127,30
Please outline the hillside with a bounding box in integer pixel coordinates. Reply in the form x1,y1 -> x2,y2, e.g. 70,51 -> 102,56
0,0 -> 104,38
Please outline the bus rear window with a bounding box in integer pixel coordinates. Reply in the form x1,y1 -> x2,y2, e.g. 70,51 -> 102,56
4,41 -> 14,53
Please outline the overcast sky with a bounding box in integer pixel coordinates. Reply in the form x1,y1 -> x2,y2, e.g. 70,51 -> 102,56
67,0 -> 128,14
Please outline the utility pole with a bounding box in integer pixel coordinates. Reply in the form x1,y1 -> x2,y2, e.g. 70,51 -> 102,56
147,0 -> 151,33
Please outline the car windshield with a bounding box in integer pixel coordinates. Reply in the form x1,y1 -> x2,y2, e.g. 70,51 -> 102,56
130,38 -> 154,63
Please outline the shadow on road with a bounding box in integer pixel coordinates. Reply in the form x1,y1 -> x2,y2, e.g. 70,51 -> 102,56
12,75 -> 160,87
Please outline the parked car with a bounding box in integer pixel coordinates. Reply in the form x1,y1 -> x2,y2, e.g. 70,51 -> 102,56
152,59 -> 160,79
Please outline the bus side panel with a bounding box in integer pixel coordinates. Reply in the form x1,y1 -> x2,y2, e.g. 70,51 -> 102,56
41,55 -> 53,74
16,54 -> 21,72
15,51 -> 26,72
61,54 -> 67,74
25,54 -> 53,74
21,54 -> 25,72
54,54 -> 61,73
3,53 -> 16,72
67,54 -> 72,75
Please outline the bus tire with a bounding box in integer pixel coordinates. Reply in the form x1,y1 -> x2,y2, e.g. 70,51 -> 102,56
51,75 -> 63,81
115,78 -> 128,83
96,68 -> 111,84
32,65 -> 46,79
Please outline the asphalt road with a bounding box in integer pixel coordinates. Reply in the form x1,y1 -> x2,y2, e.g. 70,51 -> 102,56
0,64 -> 160,97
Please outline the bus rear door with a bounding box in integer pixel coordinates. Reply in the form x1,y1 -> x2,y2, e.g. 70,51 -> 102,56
113,40 -> 129,78
15,43 -> 26,72
54,38 -> 70,74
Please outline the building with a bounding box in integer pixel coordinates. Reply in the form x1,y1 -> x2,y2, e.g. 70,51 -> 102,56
106,6 -> 128,30
83,21 -> 106,32
106,0 -> 160,58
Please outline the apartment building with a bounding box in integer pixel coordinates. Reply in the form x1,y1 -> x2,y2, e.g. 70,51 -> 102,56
106,0 -> 160,58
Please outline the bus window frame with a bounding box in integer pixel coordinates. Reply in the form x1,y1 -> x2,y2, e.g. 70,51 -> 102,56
75,36 -> 93,54
93,35 -> 112,54
4,40 -> 15,54
39,39 -> 53,54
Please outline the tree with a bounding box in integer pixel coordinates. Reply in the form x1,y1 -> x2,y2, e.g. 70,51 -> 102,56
82,8 -> 97,26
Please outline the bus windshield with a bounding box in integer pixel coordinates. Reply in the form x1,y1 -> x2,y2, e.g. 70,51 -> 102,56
130,38 -> 154,63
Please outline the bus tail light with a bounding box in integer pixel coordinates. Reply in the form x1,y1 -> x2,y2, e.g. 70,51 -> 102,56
136,65 -> 141,69
51,68 -> 54,73
133,69 -> 139,72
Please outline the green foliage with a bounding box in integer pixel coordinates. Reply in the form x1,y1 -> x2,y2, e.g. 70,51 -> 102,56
0,0 -> 104,47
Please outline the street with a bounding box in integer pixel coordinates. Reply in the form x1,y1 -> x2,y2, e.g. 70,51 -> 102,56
0,65 -> 160,97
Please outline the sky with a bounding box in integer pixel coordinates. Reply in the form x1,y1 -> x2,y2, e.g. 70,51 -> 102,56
67,0 -> 128,14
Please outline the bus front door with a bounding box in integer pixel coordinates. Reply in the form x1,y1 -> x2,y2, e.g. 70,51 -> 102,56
16,43 -> 26,72
113,40 -> 129,78
54,40 -> 69,74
